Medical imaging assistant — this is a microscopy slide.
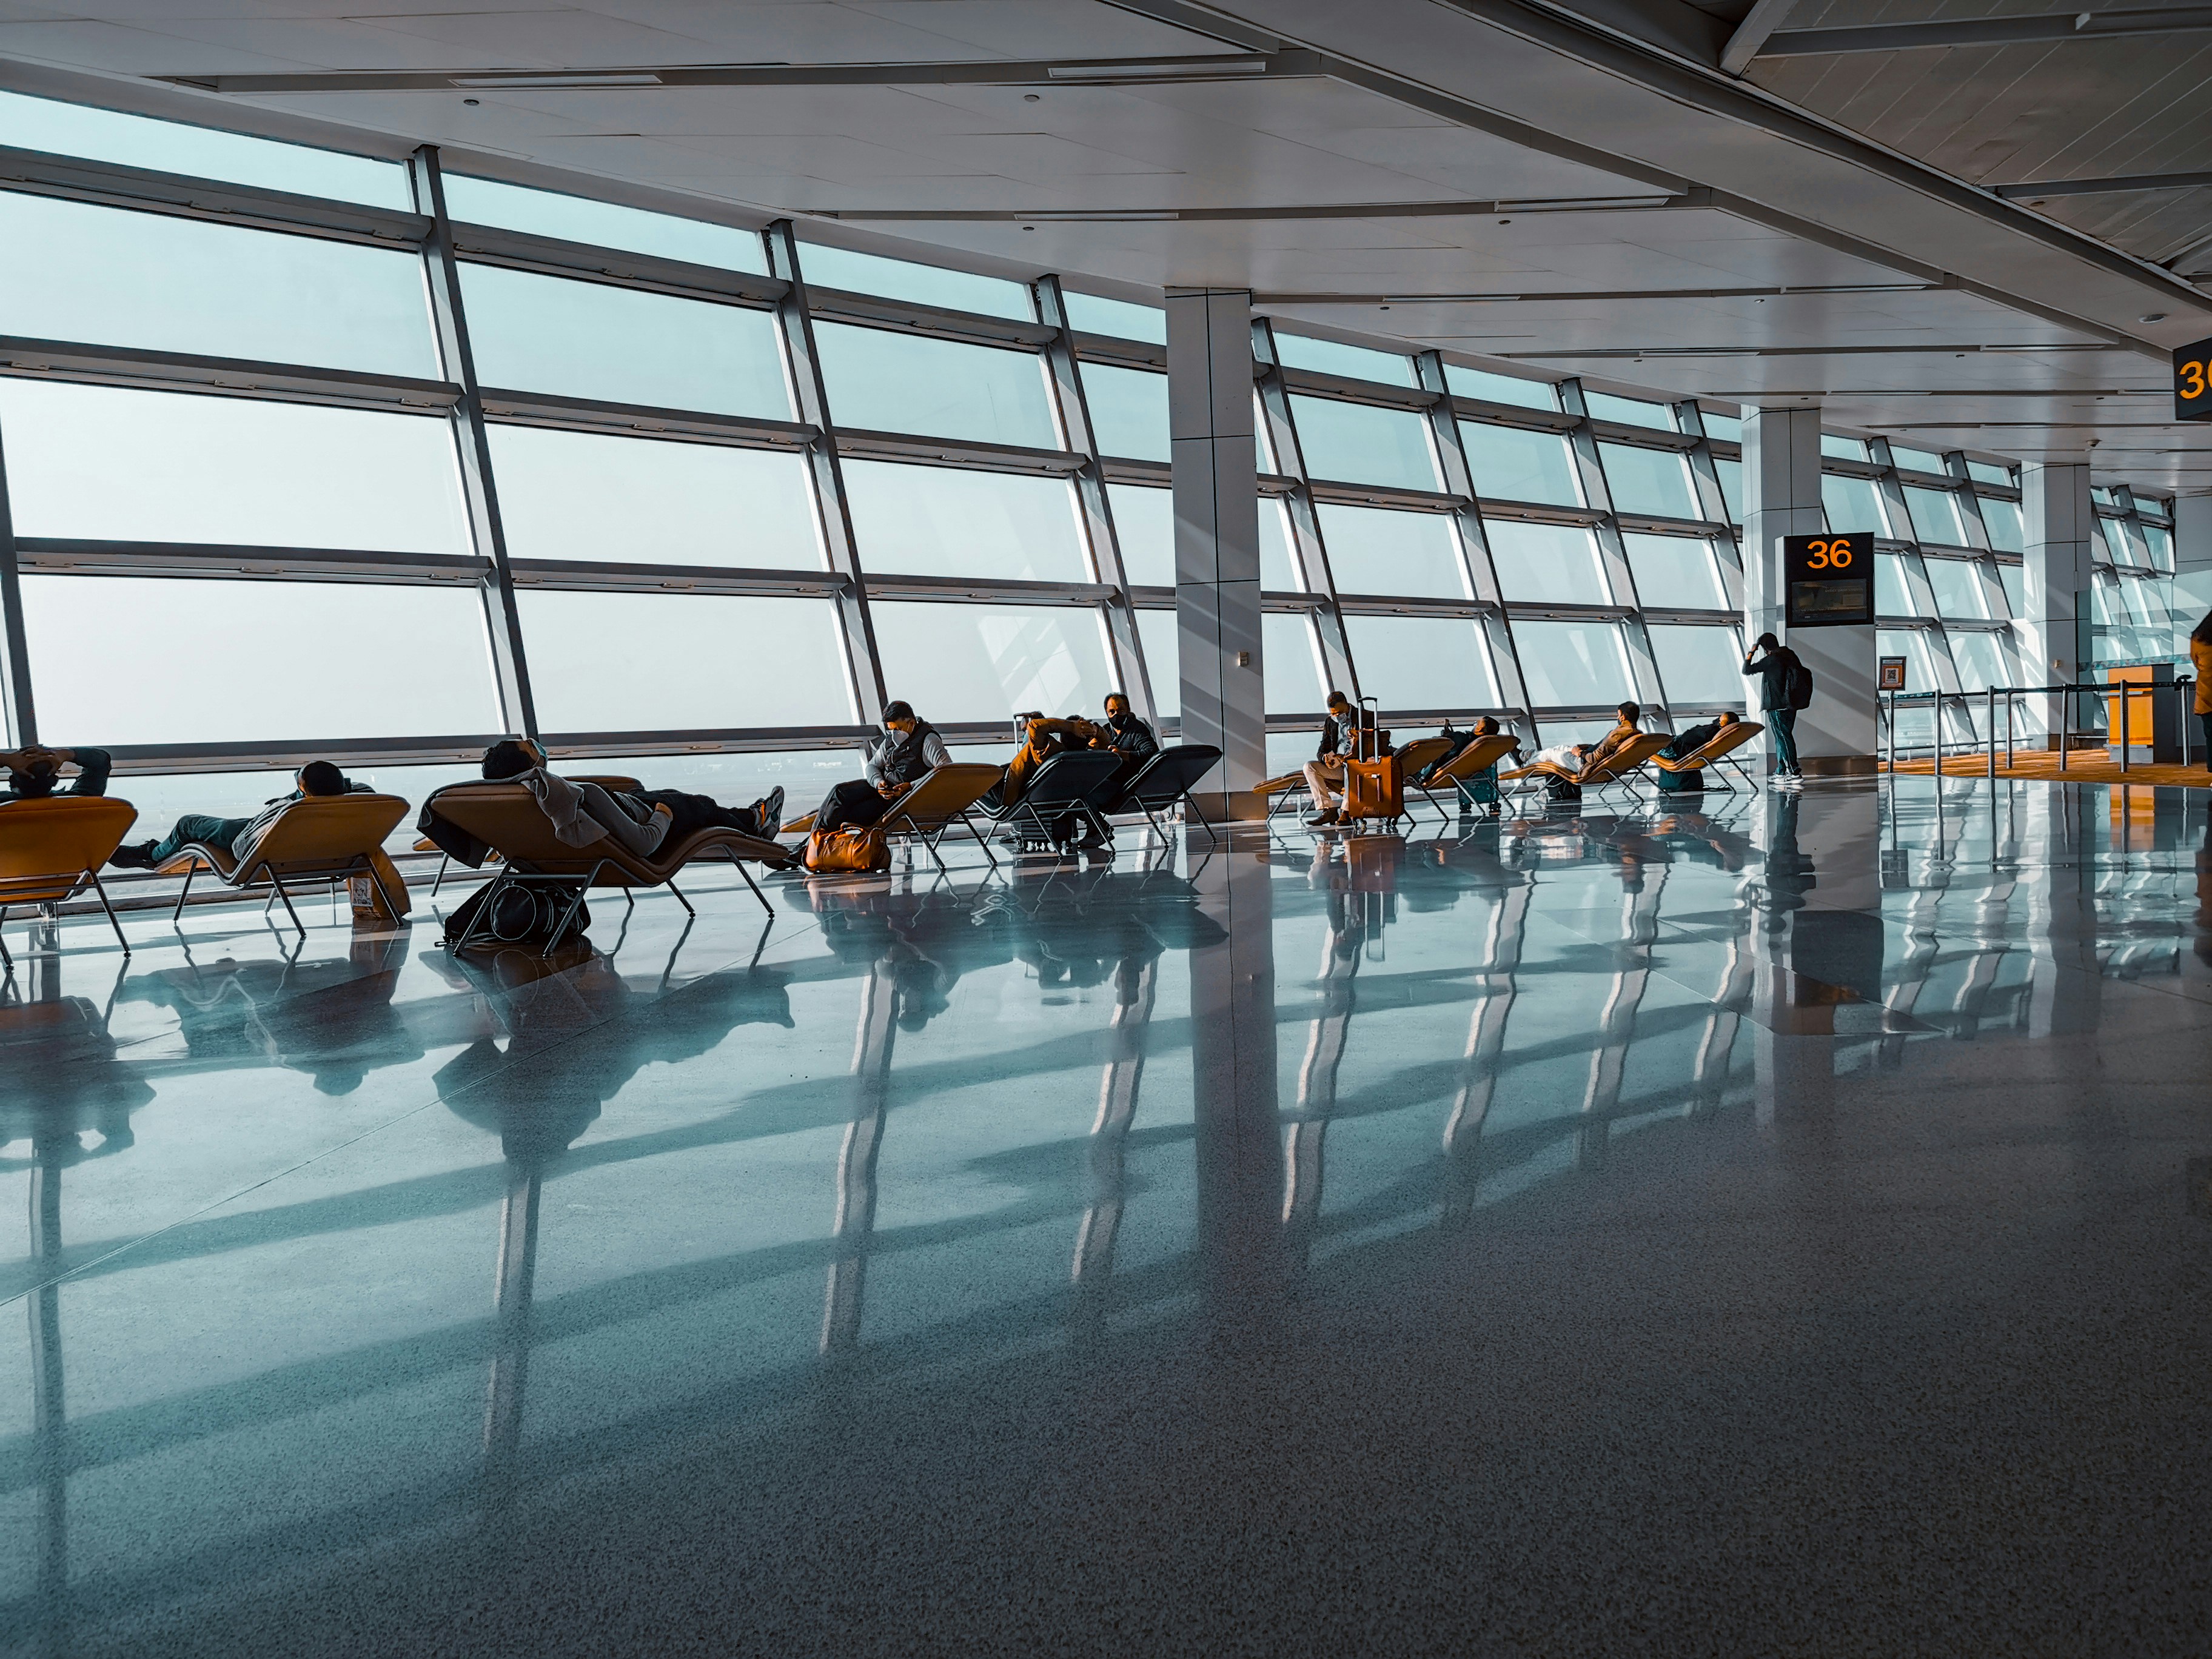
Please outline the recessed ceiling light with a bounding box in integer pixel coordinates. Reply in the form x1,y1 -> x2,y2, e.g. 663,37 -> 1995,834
1024,93 -> 1040,101
2141,312 -> 2168,321
462,98 -> 478,106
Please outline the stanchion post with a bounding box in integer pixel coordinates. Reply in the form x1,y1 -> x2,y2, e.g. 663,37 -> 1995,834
2120,675 -> 2130,773
2060,685 -> 2070,773
1986,686 -> 1996,783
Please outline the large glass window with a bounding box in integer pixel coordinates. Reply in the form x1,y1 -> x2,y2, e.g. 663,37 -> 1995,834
1083,364 -> 1168,462
1065,294 -> 1164,343
1622,534 -> 1726,610
24,575 -> 498,743
489,428 -> 817,569
1966,460 -> 2013,487
1877,628 -> 1942,696
1982,497 -> 2024,554
1647,625 -> 1743,705
1700,411 -> 1743,443
1889,444 -> 1947,475
1997,562 -> 2025,617
1276,335 -> 1410,386
1461,423 -> 1580,506
1343,616 -> 1496,709
0,193 -> 437,377
1264,612 -> 1327,713
1714,457 -> 1743,524
1511,619 -> 1632,707
1598,443 -> 1697,519
1317,504 -> 1466,598
1134,607 -> 1179,718
1875,552 -> 1913,616
1903,485 -> 1965,546
1487,520 -> 1610,606
1108,484 -> 1172,586
520,591 -> 850,732
815,323 -> 1053,448
845,462 -> 1086,583
446,176 -> 765,273
2146,523 -> 2174,571
1444,364 -> 1557,411
1261,500 -> 1299,592
1820,474 -> 1888,537
1821,435 -> 1868,461
0,382 -> 468,554
1289,396 -> 1437,492
461,266 -> 789,418
796,244 -> 1028,320
0,89 -> 407,209
1923,557 -> 1987,620
1585,393 -> 1673,432
871,602 -> 1109,722
1949,630 -> 2011,692
2098,517 -> 2139,568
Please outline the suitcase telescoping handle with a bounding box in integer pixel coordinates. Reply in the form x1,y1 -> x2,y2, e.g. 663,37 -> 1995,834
1356,694 -> 1380,762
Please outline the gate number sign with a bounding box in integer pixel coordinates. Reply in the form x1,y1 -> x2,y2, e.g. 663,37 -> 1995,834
2176,337 -> 2212,422
1783,531 -> 1873,628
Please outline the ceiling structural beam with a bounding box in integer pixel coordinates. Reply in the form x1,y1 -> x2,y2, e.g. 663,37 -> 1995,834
1762,7 -> 2212,56
1253,280 -> 1949,303
1498,343 -> 2119,358
817,193 -> 1694,223
1719,0 -> 1802,75
1994,171 -> 2212,201
156,52 -> 1318,96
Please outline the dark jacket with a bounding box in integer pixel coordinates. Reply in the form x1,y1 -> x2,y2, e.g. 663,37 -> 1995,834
1744,647 -> 1800,712
865,720 -> 951,788
1,746 -> 112,804
1317,709 -> 1380,760
1661,719 -> 1726,760
1100,712 -> 1158,760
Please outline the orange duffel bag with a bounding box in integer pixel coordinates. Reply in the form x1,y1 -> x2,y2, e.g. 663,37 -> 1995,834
805,823 -> 890,873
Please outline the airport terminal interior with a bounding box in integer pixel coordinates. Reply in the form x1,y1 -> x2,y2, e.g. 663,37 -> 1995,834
5,1 -> 2212,1653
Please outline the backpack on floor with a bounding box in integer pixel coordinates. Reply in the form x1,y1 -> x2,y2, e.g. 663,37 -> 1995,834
443,880 -> 590,951
1543,775 -> 1583,803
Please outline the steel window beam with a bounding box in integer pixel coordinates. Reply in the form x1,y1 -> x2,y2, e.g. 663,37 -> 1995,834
1996,170 -> 2212,201
1255,281 -> 1945,304
0,417 -> 33,746
412,146 -> 538,740
1718,0 -> 1803,73
828,193 -> 1697,224
832,428 -> 1087,477
1559,377 -> 1668,719
1275,367 -> 1439,412
1415,348 -> 1533,720
1035,273 -> 1154,722
1613,511 -> 1733,538
809,287 -> 1057,349
1307,479 -> 1466,513
1675,400 -> 1749,612
0,142 -> 428,247
0,337 -> 458,412
506,560 -> 849,598
1475,498 -> 1608,529
765,220 -> 885,726
1765,9 -> 2212,57
1074,335 -> 1167,372
862,575 -> 1118,606
15,540 -> 486,583
104,734 -> 511,774
1450,398 -> 1581,434
1253,318 -> 1359,699
479,389 -> 815,449
452,223 -> 786,309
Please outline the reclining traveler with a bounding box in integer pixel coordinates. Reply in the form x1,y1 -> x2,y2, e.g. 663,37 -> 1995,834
1530,703 -> 1642,776
109,760 -> 358,868
480,739 -> 784,851
0,745 -> 112,805
813,700 -> 952,833
1422,716 -> 1519,811
1653,711 -> 1743,794
1303,691 -> 1384,828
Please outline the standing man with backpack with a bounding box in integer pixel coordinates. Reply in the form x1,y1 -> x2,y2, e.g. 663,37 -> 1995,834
1744,633 -> 1811,785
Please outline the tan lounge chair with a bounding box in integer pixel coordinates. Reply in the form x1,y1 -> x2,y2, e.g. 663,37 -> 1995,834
418,774 -> 638,895
1649,721 -> 1766,793
1406,733 -> 1523,823
0,795 -> 139,960
876,763 -> 1006,873
427,782 -> 789,953
1262,735 -> 1454,826
162,793 -> 411,936
1499,732 -> 1673,803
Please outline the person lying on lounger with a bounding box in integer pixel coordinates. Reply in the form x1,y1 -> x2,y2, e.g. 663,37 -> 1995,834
108,760 -> 360,869
0,745 -> 112,805
1529,703 -> 1642,776
479,740 -> 784,854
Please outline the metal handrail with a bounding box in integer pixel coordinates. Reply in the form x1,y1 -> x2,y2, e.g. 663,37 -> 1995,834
1880,675 -> 2196,780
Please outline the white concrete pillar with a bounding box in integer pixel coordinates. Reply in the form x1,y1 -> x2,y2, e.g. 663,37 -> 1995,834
2174,494 -> 2212,651
2023,463 -> 2093,746
1743,406 -> 1875,774
1168,287 -> 1265,816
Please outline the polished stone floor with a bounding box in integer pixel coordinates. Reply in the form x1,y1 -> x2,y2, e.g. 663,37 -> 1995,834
5,777 -> 2212,1656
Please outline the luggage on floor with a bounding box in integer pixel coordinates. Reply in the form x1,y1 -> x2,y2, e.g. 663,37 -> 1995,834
1339,695 -> 1403,822
805,823 -> 890,874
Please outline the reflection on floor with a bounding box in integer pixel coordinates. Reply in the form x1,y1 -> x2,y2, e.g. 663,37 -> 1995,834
7,777 -> 2212,1655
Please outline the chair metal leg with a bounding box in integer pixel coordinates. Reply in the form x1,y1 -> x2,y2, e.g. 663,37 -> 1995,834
269,874 -> 305,937
1179,788 -> 1220,847
0,905 -> 10,970
85,871 -> 132,957
663,877 -> 697,917
724,851 -> 772,917
430,854 -> 450,897
171,863 -> 196,925
959,809 -> 999,873
541,863 -> 606,957
366,854 -> 407,922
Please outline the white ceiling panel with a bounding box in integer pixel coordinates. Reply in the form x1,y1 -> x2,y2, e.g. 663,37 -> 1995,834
344,9 -> 725,67
841,1 -> 1240,59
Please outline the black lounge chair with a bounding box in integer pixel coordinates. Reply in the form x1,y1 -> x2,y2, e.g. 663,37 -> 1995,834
977,750 -> 1125,852
1104,743 -> 1222,846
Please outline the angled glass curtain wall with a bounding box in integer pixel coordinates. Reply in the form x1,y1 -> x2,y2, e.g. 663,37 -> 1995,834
0,85 -> 2133,782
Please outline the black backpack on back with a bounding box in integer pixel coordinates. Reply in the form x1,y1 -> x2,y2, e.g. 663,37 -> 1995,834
1786,660 -> 1815,709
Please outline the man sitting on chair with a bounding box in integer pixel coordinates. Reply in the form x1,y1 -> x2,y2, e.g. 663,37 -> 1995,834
813,700 -> 951,833
1530,702 -> 1641,776
0,745 -> 112,805
1653,709 -> 1741,794
1303,691 -> 1383,828
1091,693 -> 1157,773
109,760 -> 358,869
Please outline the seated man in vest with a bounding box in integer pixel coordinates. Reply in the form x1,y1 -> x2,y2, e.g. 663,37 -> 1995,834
1302,691 -> 1379,828
1090,693 -> 1158,774
481,740 -> 783,850
813,701 -> 951,833
1652,709 -> 1743,794
109,760 -> 358,868
0,745 -> 112,805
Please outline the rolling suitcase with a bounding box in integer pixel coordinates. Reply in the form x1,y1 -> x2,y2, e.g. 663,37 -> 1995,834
1339,695 -> 1403,823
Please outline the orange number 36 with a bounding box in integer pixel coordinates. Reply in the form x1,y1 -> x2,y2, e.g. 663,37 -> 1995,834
1805,537 -> 1854,569
2182,360 -> 2208,400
